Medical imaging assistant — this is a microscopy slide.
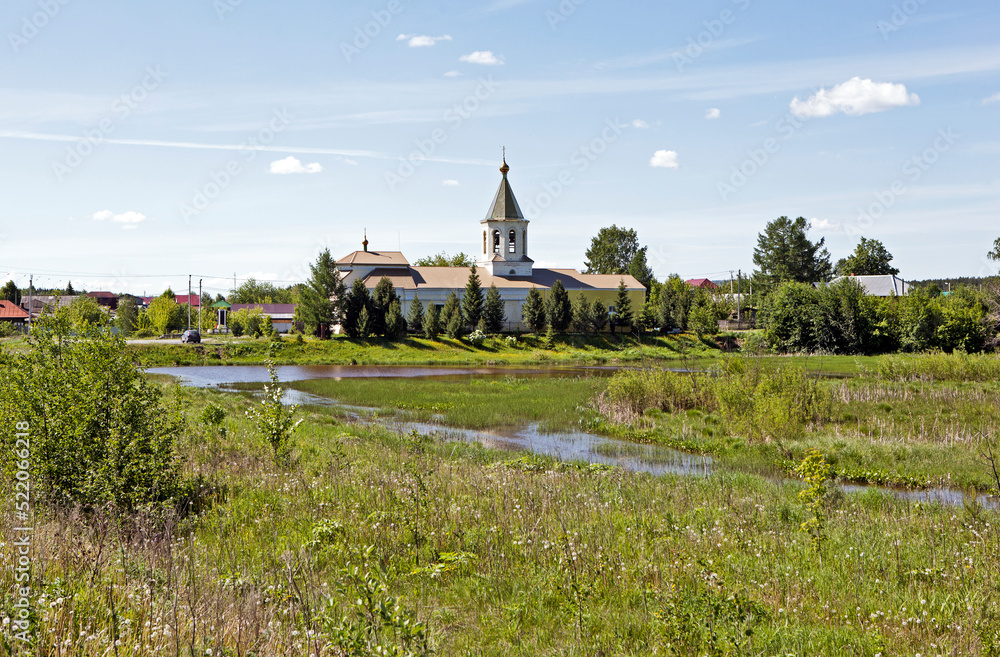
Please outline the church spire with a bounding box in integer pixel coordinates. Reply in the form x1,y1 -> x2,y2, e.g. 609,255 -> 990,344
485,151 -> 523,220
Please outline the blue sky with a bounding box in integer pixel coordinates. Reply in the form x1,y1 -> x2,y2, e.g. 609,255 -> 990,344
0,0 -> 998,296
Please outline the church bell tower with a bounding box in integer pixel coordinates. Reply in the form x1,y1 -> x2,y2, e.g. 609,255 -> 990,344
476,154 -> 533,277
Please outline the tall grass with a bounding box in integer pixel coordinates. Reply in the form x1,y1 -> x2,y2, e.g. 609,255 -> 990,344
867,351 -> 1000,382
2,382 -> 999,655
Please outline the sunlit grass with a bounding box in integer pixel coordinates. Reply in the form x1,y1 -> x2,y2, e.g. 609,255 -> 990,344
3,380 -> 997,655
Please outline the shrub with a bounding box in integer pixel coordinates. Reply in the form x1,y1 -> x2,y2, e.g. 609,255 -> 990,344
0,316 -> 182,511
467,329 -> 486,347
246,361 -> 302,462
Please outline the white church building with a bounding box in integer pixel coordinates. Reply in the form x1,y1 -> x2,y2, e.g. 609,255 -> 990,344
337,158 -> 646,331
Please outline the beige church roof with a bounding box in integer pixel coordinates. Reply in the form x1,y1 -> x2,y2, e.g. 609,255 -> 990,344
361,266 -> 644,292
336,250 -> 409,267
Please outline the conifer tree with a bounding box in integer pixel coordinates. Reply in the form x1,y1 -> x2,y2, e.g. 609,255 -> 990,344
440,291 -> 463,337
357,305 -> 372,339
298,248 -> 344,337
572,293 -> 593,334
407,295 -> 424,335
462,265 -> 484,330
592,299 -> 609,333
521,287 -> 546,334
483,284 -> 506,334
545,280 -> 572,332
343,279 -> 371,338
384,300 -> 406,340
371,277 -> 397,338
614,280 -> 634,333
423,304 -> 440,339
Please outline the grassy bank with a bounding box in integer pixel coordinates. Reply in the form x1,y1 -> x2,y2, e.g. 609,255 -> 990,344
595,357 -> 1000,492
2,380 -> 998,655
126,332 -> 729,367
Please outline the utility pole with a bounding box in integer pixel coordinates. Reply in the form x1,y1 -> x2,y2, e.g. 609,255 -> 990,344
736,270 -> 741,323
27,274 -> 32,333
198,279 -> 203,333
729,270 -> 734,295
187,275 -> 192,330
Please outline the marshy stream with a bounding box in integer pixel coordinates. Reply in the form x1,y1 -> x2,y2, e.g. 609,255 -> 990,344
150,364 -> 997,510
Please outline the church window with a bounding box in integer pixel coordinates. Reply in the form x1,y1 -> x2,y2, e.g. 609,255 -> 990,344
493,230 -> 501,254
483,231 -> 487,254
508,229 -> 516,254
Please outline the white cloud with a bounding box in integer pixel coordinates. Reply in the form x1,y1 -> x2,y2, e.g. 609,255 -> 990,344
459,51 -> 504,65
808,217 -> 840,231
705,108 -> 721,120
92,210 -> 146,226
342,158 -> 359,166
631,119 -> 650,129
397,34 -> 452,48
649,150 -> 679,169
790,77 -> 920,118
442,179 -> 460,186
443,70 -> 461,77
269,156 -> 323,174
984,92 -> 1000,105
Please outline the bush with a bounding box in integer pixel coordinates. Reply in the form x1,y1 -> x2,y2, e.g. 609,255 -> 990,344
0,316 -> 182,511
467,329 -> 486,347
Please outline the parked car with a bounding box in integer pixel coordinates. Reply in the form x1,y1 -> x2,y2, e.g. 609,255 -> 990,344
181,329 -> 201,344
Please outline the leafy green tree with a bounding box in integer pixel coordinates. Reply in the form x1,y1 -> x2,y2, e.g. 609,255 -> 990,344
834,237 -> 899,276
440,292 -> 462,337
689,302 -> 718,338
134,310 -> 154,337
384,300 -> 406,340
572,293 -> 593,334
343,279 -> 371,338
298,249 -> 345,337
413,252 -> 473,267
230,277 -> 293,304
759,281 -> 821,352
583,225 -> 654,288
612,280 -> 634,333
67,295 -> 106,328
423,304 -> 440,339
591,299 -> 609,332
147,295 -> 182,335
483,285 -> 506,334
115,295 -> 138,336
521,287 -> 546,334
0,316 -> 182,511
752,216 -> 832,294
462,265 -> 484,330
407,296 -> 424,335
545,280 -> 572,332
371,277 -> 398,338
229,309 -> 246,337
1,280 -> 20,305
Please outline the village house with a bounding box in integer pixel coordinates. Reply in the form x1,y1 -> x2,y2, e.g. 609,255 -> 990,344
829,274 -> 909,297
337,158 -> 646,331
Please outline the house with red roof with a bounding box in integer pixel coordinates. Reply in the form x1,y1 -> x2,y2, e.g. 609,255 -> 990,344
0,300 -> 29,331
685,278 -> 719,290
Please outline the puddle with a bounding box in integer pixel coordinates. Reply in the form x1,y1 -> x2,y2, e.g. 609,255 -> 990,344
159,365 -> 998,511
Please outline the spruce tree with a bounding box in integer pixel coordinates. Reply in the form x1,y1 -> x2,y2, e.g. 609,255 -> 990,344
446,310 -> 463,339
614,280 -> 634,333
65,281 -> 75,296
407,295 -> 424,335
462,265 -> 484,330
592,299 -> 609,332
521,287 -> 546,334
423,304 -> 440,339
371,277 -> 397,338
384,300 -> 406,340
545,280 -> 572,333
343,279 -> 371,338
440,291 -> 462,337
483,284 -> 506,334
298,248 -> 343,337
357,305 -> 372,339
572,293 -> 593,334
